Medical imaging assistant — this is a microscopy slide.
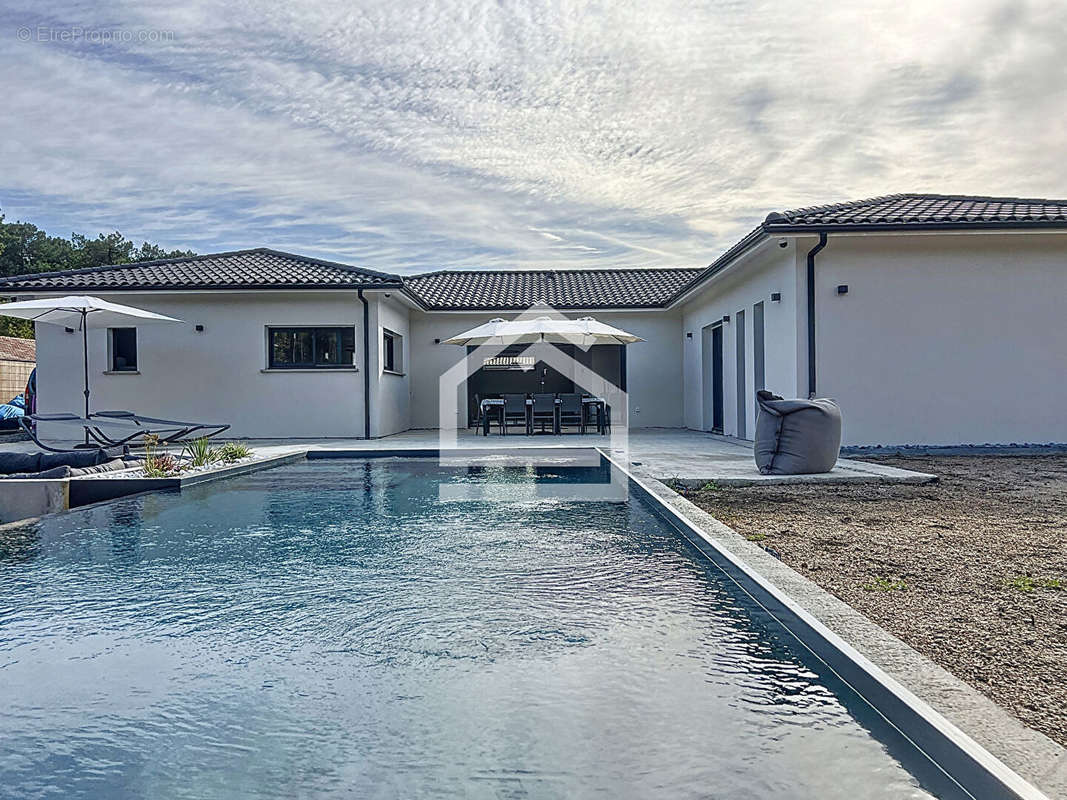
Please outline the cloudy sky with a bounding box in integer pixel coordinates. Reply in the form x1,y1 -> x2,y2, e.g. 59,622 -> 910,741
2,0 -> 1065,272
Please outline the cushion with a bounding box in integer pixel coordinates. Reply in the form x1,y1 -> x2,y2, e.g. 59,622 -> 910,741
754,390 -> 842,475
68,458 -> 133,477
2,465 -> 72,479
0,447 -> 127,476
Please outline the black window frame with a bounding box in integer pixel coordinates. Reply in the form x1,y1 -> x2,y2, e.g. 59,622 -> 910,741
267,326 -> 356,370
108,327 -> 138,372
382,328 -> 403,374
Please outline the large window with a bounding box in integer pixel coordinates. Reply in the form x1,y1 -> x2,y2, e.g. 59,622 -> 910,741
382,329 -> 403,373
108,327 -> 138,372
268,327 -> 355,369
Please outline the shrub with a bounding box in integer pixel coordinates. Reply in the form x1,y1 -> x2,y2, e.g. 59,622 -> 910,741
183,436 -> 219,468
143,451 -> 181,477
215,441 -> 252,462
142,433 -> 183,477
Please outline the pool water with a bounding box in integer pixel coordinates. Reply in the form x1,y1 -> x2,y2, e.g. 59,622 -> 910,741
0,459 -> 954,799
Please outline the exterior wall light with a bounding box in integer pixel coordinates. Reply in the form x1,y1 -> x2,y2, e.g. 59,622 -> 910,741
837,285 -> 849,295
771,292 -> 781,302
434,338 -> 441,344
686,332 -> 692,339
195,324 -> 205,332
722,314 -> 730,323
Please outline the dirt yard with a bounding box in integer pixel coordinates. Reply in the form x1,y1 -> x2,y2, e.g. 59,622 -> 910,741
676,454 -> 1067,747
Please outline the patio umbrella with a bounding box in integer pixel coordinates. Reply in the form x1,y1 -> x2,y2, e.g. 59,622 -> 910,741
0,296 -> 182,427
442,316 -> 644,346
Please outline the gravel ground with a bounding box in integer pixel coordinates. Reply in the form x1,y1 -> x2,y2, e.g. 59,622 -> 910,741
676,454 -> 1067,747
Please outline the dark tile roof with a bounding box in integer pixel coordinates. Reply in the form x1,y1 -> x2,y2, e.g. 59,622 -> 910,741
3,194 -> 1061,308
764,193 -> 1067,230
0,248 -> 402,292
670,192 -> 1067,305
0,335 -> 36,362
403,267 -> 704,310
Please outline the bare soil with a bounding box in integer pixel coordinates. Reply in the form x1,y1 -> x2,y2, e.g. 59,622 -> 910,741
676,454 -> 1067,747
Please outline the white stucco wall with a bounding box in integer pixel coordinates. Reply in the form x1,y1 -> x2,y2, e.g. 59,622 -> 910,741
408,310 -> 684,430
368,295 -> 412,437
35,292 -> 368,438
815,232 -> 1067,446
679,244 -> 801,437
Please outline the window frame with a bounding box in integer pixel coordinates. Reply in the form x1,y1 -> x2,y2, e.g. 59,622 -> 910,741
266,326 -> 356,370
382,328 -> 403,375
107,327 -> 138,372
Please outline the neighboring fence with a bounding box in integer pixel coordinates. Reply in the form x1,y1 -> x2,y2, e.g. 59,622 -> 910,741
0,359 -> 33,402
0,336 -> 36,403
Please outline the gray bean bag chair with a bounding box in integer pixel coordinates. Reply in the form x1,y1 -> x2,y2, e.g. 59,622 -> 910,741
754,390 -> 842,475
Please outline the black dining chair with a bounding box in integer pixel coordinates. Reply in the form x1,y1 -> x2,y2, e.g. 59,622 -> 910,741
531,393 -> 557,434
558,393 -> 584,434
500,393 -> 529,435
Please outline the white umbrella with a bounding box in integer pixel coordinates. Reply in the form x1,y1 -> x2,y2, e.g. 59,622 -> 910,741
0,296 -> 182,430
442,315 -> 644,346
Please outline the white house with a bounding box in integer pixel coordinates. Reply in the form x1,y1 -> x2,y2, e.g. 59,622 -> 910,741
2,194 -> 1065,447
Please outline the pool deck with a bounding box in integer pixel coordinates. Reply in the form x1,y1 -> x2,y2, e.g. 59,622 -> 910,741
240,428 -> 936,485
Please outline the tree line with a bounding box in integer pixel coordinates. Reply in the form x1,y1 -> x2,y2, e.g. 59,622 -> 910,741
0,213 -> 195,338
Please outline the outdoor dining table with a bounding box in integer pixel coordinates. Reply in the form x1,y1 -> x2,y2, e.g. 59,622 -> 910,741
480,396 -> 606,436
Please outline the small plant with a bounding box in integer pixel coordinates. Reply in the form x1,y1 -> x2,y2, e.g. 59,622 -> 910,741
1008,575 -> 1063,593
182,436 -> 220,468
699,480 -> 721,493
745,532 -> 768,542
863,576 -> 907,592
141,433 -> 183,477
143,452 -> 181,477
214,441 -> 252,462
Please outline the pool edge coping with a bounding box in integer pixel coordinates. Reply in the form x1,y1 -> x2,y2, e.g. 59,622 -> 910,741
604,450 -> 1063,800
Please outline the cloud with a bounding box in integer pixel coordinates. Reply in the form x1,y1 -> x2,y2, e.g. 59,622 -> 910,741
1,0 -> 1065,273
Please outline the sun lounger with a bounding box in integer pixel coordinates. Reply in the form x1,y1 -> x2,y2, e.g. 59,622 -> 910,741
20,411 -> 229,452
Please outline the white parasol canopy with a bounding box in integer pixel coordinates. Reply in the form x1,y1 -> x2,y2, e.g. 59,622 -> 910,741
0,296 -> 183,432
0,295 -> 181,329
442,316 -> 644,346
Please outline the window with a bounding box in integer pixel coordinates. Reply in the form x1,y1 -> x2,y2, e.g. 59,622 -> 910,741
268,327 -> 355,369
108,328 -> 138,372
382,329 -> 403,374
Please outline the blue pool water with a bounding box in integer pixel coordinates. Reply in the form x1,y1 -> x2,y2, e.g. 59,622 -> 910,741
0,459 -> 954,798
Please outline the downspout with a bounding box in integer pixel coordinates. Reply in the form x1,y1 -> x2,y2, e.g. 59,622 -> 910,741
805,232 -> 828,398
358,289 -> 371,439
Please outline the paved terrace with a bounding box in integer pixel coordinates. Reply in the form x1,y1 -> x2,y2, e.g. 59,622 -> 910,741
0,427 -> 935,485
234,428 -> 935,485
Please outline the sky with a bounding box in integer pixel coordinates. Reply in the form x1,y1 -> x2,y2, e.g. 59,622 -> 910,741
2,0 -> 1065,273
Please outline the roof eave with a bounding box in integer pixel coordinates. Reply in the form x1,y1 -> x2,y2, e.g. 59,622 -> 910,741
664,226 -> 770,308
765,220 -> 1067,234
0,281 -> 406,295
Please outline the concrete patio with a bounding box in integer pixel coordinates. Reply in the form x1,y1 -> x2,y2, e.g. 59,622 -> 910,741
232,428 -> 936,485
0,429 -> 935,511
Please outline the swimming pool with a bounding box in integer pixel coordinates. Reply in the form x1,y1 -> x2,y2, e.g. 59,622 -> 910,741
1,458 -> 960,798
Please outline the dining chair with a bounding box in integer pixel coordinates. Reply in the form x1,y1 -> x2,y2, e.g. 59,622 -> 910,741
558,393 -> 584,434
531,393 -> 557,434
500,393 -> 529,435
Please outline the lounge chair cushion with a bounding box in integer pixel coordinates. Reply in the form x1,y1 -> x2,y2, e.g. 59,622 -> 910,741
0,448 -> 126,476
3,465 -> 72,479
0,458 -> 134,480
754,390 -> 842,475
69,458 -> 135,477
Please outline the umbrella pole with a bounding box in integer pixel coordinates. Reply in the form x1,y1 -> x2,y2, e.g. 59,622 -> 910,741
82,312 -> 90,445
